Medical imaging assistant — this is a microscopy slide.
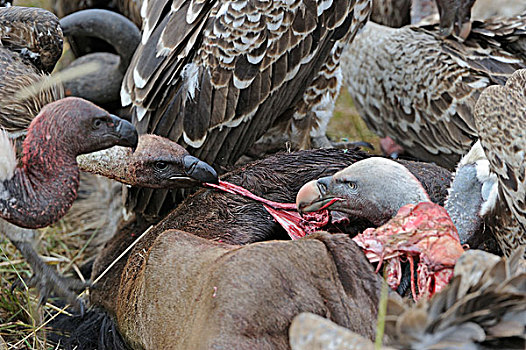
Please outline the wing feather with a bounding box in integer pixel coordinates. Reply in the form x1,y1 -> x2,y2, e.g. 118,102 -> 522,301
343,15 -> 526,169
0,7 -> 62,73
124,0 -> 366,220
475,73 -> 526,236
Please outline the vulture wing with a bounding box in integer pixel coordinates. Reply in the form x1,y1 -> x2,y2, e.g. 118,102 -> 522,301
343,15 -> 526,169
474,68 -> 526,253
122,0 -> 371,220
0,6 -> 63,73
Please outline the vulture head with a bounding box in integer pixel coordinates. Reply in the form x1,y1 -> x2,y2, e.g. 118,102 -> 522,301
296,157 -> 430,227
0,97 -> 137,229
24,96 -> 138,157
78,134 -> 218,188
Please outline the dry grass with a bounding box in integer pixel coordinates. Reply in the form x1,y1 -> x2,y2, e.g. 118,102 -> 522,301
12,0 -> 51,9
1,1 -> 380,349
0,223 -> 95,349
329,89 -> 380,153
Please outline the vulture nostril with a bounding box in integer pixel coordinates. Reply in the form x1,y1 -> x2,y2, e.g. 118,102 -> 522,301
186,161 -> 198,175
317,181 -> 327,195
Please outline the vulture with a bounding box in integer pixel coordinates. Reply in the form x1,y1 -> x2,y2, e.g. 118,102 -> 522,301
78,134 -> 219,188
0,97 -> 137,309
0,6 -> 143,308
121,0 -> 373,222
297,66 -> 526,258
290,247 -> 526,350
0,4 -> 141,268
295,143 -> 504,256
474,68 -> 526,256
50,146 -> 449,349
342,1 -> 526,169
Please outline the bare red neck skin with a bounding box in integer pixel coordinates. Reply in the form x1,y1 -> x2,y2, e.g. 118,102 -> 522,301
0,111 -> 79,229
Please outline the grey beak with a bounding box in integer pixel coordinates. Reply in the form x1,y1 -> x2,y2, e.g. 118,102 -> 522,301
183,155 -> 219,184
111,114 -> 138,148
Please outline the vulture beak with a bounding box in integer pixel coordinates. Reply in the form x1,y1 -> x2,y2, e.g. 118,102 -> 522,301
111,114 -> 138,148
182,155 -> 219,184
296,176 -> 338,213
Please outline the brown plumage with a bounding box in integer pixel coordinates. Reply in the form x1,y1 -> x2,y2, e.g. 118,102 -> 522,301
122,0 -> 372,222
474,68 -> 526,256
342,13 -> 526,169
0,47 -> 63,136
371,0 -> 411,27
113,0 -> 142,28
0,6 -> 63,73
0,6 -> 64,137
385,248 -> 526,349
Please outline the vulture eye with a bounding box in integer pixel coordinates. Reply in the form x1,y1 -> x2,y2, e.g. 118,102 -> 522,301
92,118 -> 104,129
348,181 -> 357,190
155,161 -> 168,170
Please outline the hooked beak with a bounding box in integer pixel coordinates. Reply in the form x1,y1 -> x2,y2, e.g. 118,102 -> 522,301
296,177 -> 338,213
182,155 -> 219,184
111,114 -> 138,148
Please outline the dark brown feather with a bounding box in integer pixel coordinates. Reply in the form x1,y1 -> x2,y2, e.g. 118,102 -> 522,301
123,0 -> 372,221
0,6 -> 63,73
474,68 -> 526,256
344,14 -> 526,169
